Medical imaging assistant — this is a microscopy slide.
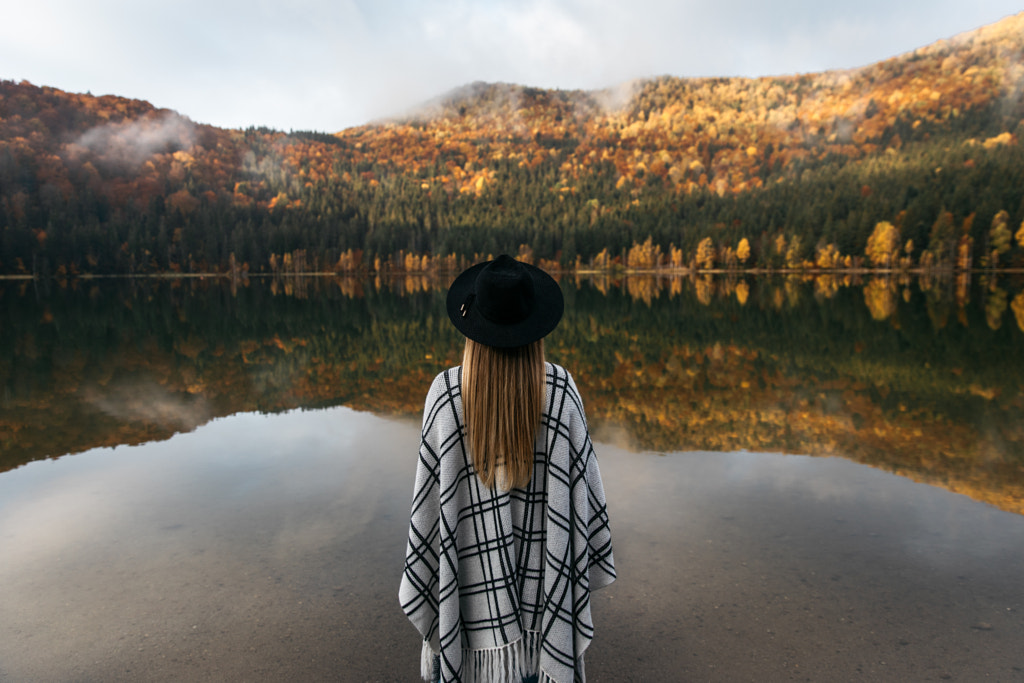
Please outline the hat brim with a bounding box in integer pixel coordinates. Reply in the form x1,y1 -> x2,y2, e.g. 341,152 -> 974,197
446,259 -> 564,348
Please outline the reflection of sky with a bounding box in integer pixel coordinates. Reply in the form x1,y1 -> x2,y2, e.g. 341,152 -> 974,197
600,447 -> 1023,566
1,408 -> 1023,680
1,407 -> 421,571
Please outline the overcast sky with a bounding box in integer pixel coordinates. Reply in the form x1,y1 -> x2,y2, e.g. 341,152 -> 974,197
2,0 -> 1021,132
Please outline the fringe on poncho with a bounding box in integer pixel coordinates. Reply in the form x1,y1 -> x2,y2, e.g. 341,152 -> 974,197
400,363 -> 616,683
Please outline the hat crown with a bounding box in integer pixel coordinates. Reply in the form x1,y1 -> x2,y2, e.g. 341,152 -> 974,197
475,255 -> 535,325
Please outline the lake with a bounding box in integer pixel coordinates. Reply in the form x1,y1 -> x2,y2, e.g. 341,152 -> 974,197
1,272 -> 1023,681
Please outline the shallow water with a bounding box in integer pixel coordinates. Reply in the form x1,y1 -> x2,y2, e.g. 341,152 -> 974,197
1,405 -> 1022,681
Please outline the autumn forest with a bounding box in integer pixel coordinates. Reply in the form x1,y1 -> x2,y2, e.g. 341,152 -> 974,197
3,14 -> 1024,277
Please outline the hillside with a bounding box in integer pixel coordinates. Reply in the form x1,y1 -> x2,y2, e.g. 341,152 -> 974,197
2,13 -> 1024,275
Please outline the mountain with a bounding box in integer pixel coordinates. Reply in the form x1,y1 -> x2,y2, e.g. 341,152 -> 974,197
1,13 -> 1023,275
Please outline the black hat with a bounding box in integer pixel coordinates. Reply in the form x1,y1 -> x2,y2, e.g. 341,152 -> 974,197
446,255 -> 564,348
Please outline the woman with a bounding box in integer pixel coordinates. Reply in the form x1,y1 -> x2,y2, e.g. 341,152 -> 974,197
400,255 -> 616,683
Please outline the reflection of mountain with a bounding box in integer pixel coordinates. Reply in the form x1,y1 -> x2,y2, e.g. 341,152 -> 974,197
1,275 -> 1022,514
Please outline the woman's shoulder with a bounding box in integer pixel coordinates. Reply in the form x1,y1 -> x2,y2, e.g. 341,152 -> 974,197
421,367 -> 464,432
546,360 -> 577,377
429,365 -> 461,389
545,362 -> 581,396
434,365 -> 461,383
424,366 -> 461,403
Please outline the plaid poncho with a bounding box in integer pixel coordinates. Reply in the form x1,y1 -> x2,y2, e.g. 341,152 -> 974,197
400,362 -> 616,683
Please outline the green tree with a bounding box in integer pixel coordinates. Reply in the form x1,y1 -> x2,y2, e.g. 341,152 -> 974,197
928,211 -> 956,266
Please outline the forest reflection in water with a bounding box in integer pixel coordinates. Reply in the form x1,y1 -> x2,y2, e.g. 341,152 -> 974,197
1,270 -> 1023,514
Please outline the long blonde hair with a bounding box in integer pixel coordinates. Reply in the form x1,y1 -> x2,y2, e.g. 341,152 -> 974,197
461,337 -> 545,490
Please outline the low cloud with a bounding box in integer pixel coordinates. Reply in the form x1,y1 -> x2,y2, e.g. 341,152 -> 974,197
592,80 -> 641,114
73,112 -> 196,167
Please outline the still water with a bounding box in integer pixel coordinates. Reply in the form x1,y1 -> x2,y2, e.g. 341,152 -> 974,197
1,273 -> 1023,681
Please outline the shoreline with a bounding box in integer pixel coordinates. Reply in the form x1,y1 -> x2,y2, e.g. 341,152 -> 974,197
5,266 -> 1024,282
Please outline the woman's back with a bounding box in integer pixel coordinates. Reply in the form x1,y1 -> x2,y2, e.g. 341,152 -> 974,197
400,255 -> 615,683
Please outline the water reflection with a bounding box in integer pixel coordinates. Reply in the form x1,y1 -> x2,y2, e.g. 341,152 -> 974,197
590,445 -> 1024,681
1,273 -> 1022,514
0,407 -> 422,681
0,406 -> 1022,680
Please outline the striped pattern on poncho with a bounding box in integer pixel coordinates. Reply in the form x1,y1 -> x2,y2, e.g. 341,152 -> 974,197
400,362 -> 616,683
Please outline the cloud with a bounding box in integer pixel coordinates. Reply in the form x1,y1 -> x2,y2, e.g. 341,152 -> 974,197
2,0 -> 1023,130
73,112 -> 196,168
592,80 -> 641,113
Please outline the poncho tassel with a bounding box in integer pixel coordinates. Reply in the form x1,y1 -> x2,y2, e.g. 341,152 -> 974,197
421,640 -> 436,681
421,630 -> 570,683
522,629 -> 541,675
462,634 -> 534,682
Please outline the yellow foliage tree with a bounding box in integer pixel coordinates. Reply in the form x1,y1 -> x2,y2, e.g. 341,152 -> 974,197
816,243 -> 840,269
989,210 -> 1012,267
627,237 -> 662,269
695,237 -> 715,270
784,234 -> 802,268
866,221 -> 900,267
669,244 -> 685,268
516,244 -> 534,265
774,234 -> 787,259
335,248 -> 363,272
956,234 -> 974,271
736,238 -> 750,264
